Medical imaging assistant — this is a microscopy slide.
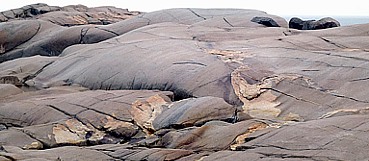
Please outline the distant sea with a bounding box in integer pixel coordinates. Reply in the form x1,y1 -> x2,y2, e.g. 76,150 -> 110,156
283,16 -> 369,26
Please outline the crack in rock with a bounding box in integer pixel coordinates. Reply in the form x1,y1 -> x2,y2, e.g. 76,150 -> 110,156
230,122 -> 268,150
319,37 -> 348,49
79,27 -> 90,44
22,61 -> 54,85
350,77 -> 369,82
172,61 -> 207,66
95,27 -> 120,36
223,17 -> 234,27
266,87 -> 321,106
187,8 -> 206,20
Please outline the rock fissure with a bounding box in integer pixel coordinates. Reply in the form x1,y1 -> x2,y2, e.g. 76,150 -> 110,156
79,27 -> 90,44
16,128 -> 49,149
223,17 -> 234,27
281,39 -> 314,50
252,144 -> 323,151
22,61 -> 54,85
137,16 -> 152,25
95,27 -> 120,36
187,8 -> 206,20
350,77 -> 369,82
319,37 -> 348,49
266,87 -> 321,106
311,51 -> 369,62
329,93 -> 369,104
0,154 -> 16,161
172,61 -> 207,66
46,104 -> 74,119
99,71 -> 122,86
162,10 -> 182,23
257,152 -> 323,161
67,103 -> 131,122
0,118 -> 29,127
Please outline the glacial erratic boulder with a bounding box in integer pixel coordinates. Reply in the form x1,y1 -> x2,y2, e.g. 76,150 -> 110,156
251,16 -> 280,27
289,17 -> 340,30
314,17 -> 341,29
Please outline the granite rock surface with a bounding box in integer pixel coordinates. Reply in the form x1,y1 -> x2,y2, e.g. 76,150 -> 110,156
1,4 -> 368,161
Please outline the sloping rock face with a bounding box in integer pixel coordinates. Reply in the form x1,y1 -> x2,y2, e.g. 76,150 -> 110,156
0,3 -> 140,63
28,8 -> 287,105
1,5 -> 369,161
0,3 -> 140,26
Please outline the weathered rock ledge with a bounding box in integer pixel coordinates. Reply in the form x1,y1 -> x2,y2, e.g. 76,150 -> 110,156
0,3 -> 140,26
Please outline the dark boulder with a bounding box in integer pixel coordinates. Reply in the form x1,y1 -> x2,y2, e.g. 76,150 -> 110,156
314,17 -> 341,29
289,17 -> 340,30
251,16 -> 280,27
289,17 -> 313,30
289,17 -> 304,29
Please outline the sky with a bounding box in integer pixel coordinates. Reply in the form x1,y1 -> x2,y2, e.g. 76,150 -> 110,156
1,0 -> 368,17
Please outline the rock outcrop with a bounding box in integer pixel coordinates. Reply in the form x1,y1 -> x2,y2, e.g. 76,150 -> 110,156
0,3 -> 140,26
1,4 -> 369,161
289,17 -> 340,30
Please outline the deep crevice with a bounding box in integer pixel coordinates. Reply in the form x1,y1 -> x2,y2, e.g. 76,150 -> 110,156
45,105 -> 74,119
0,154 -> 16,161
15,128 -> 50,149
79,27 -> 91,44
22,61 -> 54,85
